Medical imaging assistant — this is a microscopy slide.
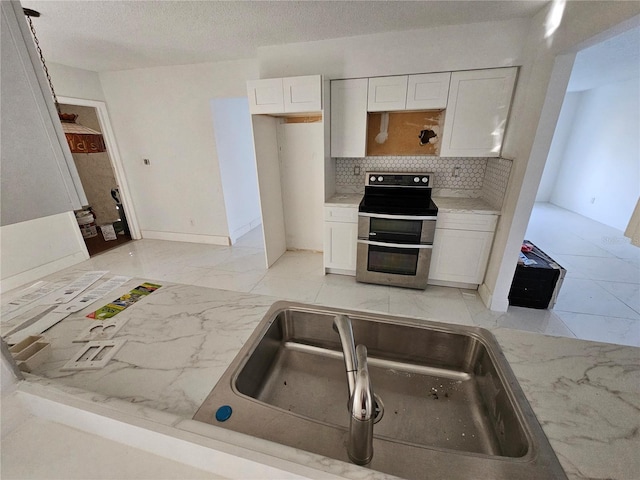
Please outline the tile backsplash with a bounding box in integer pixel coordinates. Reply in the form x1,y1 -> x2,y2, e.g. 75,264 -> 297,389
335,156 -> 512,209
482,158 -> 513,210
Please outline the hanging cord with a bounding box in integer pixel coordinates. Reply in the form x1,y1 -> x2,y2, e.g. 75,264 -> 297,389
25,12 -> 61,114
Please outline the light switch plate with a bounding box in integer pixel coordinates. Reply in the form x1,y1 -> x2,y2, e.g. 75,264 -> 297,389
73,318 -> 128,343
62,339 -> 127,371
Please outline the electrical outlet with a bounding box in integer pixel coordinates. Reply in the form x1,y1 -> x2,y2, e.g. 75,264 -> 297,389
452,167 -> 460,178
143,158 -> 150,165
354,165 -> 361,175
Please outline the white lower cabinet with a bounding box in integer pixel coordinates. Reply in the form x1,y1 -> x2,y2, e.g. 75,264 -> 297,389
324,206 -> 358,275
429,213 -> 498,286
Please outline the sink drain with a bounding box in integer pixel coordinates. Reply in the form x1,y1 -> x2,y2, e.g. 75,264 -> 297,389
374,393 -> 384,423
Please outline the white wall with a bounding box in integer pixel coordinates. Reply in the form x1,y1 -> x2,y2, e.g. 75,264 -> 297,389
99,59 -> 258,245
48,63 -> 106,101
210,98 -> 262,244
536,91 -> 581,202
258,18 -> 529,79
0,8 -> 88,294
549,78 -> 639,231
0,212 -> 88,292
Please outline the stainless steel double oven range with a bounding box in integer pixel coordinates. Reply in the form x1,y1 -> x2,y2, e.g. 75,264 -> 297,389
356,172 -> 438,290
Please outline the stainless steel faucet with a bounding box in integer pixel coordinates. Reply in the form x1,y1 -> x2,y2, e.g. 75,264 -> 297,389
333,314 -> 375,465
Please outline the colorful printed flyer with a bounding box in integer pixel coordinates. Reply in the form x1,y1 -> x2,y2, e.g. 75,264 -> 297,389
87,282 -> 161,320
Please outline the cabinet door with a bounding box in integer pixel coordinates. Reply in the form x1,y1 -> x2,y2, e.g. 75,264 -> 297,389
367,76 -> 408,112
324,221 -> 358,273
440,67 -> 517,157
283,75 -> 322,113
429,229 -> 495,284
251,115 -> 286,267
331,79 -> 368,157
247,78 -> 284,114
406,72 -> 451,110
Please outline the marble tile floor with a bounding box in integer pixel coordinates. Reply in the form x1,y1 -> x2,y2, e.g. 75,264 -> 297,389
525,202 -> 640,347
7,203 -> 639,347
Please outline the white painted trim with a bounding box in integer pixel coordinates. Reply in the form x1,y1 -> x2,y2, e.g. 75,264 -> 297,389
229,216 -> 262,245
141,230 -> 230,246
250,218 -> 262,230
324,268 -> 356,276
0,251 -> 88,294
57,96 -> 142,240
477,282 -> 497,310
428,279 -> 479,290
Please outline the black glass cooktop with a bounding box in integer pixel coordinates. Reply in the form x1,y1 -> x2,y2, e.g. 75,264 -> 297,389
359,186 -> 438,216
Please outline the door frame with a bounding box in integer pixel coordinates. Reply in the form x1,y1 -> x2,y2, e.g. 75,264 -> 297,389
58,96 -> 141,240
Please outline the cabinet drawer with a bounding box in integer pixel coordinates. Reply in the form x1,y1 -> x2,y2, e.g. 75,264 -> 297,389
436,212 -> 497,232
324,206 -> 358,223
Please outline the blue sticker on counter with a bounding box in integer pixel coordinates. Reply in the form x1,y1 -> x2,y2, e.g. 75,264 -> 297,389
215,405 -> 233,422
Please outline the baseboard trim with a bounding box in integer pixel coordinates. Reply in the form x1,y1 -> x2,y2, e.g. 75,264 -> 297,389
478,282 -> 509,312
428,279 -> 478,290
0,251 -> 89,293
141,230 -> 230,246
325,268 -> 356,276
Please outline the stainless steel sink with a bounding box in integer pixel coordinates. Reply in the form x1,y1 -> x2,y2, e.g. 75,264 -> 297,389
194,301 -> 567,479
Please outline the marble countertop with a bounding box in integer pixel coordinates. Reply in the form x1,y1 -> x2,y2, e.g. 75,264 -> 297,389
12,280 -> 640,480
432,196 -> 500,214
325,193 -> 362,207
325,193 -> 500,215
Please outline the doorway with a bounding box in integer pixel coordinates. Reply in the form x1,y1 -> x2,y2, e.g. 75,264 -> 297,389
210,97 -> 263,247
58,97 -> 140,257
525,26 -> 640,346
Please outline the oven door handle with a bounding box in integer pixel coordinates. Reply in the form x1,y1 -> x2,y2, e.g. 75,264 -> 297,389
358,212 -> 438,221
358,240 -> 433,249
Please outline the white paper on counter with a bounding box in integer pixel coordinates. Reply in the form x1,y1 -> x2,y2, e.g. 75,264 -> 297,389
54,276 -> 131,314
1,282 -> 62,323
5,310 -> 68,345
50,271 -> 108,304
5,275 -> 132,345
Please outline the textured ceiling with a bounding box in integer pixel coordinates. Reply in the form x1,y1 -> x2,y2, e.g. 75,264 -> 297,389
22,0 -> 549,72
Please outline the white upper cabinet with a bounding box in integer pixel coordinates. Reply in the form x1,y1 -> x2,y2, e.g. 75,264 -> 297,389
331,78 -> 368,158
367,76 -> 408,112
283,75 -> 322,113
406,72 -> 451,110
247,75 -> 322,115
368,73 -> 451,112
247,78 -> 285,114
440,67 -> 517,157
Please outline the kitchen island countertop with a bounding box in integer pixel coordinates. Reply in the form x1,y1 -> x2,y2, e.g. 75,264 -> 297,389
8,280 -> 640,480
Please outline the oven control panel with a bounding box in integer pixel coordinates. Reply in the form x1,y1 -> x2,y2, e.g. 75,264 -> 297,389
366,172 -> 433,187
